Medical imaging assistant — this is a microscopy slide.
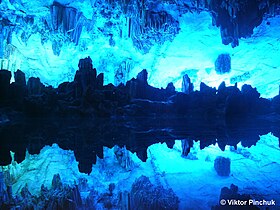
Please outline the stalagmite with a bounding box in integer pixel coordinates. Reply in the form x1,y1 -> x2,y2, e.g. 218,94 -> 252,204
182,74 -> 193,94
130,176 -> 179,210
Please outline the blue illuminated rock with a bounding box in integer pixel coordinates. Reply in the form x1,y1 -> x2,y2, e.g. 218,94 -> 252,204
0,172 -> 9,207
214,156 -> 231,176
182,74 -> 193,94
215,54 -> 231,74
208,0 -> 269,47
50,2 -> 84,46
114,145 -> 134,170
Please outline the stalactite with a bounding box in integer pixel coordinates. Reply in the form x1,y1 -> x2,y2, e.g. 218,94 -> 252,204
205,0 -> 278,47
50,2 -> 85,46
51,3 -> 64,31
0,21 -> 14,59
104,0 -> 179,53
0,32 -> 4,59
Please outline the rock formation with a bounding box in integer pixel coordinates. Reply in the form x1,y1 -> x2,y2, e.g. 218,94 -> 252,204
214,156 -> 231,176
114,145 -> 134,171
215,54 -> 231,74
130,175 -> 179,210
0,172 -> 83,210
50,2 -> 85,49
182,74 -> 194,94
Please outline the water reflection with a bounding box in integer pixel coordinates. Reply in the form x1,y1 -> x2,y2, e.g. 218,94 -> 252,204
0,117 -> 279,173
1,117 -> 280,209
